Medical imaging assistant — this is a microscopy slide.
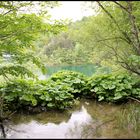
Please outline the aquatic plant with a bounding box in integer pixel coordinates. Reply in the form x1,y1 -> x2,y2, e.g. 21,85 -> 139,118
0,70 -> 140,112
86,72 -> 140,103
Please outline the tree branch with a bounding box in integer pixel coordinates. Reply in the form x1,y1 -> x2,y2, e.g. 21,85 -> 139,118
97,1 -> 121,31
127,97 -> 140,103
113,1 -> 130,13
96,1 -> 132,46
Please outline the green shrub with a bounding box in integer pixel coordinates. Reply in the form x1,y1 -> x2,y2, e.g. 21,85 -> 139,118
86,73 -> 140,103
48,70 -> 88,97
1,78 -> 75,111
37,80 -> 75,110
1,70 -> 140,112
1,79 -> 39,109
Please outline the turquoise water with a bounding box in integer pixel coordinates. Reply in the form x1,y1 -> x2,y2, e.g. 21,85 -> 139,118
46,64 -> 111,76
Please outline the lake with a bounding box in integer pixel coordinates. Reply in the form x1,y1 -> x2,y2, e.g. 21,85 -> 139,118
39,64 -> 111,80
6,99 -> 140,139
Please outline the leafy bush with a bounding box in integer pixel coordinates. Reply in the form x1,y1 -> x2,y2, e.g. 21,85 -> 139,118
1,78 -> 75,111
48,70 -> 88,97
1,79 -> 38,109
86,73 -> 140,103
1,70 -> 140,112
36,80 -> 75,110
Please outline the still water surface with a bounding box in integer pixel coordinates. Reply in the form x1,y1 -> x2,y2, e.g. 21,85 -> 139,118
6,99 -> 140,139
46,64 -> 111,76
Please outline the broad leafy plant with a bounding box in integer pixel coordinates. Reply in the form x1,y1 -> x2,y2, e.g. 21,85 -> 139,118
86,72 -> 140,103
48,70 -> 88,97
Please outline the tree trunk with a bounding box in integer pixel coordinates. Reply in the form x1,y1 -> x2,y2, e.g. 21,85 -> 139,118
0,120 -> 6,138
127,1 -> 140,55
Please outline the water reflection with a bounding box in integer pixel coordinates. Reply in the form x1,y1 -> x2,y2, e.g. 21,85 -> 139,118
6,99 -> 140,139
7,105 -> 93,138
38,74 -> 46,80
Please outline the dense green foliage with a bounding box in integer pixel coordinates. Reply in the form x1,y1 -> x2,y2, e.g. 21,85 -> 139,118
0,71 -> 87,111
86,73 -> 140,102
1,70 -> 140,112
1,1 -> 140,139
0,2 -> 66,134
48,70 -> 88,97
34,1 -> 140,77
1,78 -> 75,111
0,1 -> 66,81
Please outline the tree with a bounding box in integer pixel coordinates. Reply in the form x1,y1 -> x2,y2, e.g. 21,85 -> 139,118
0,1 -> 65,138
0,1 -> 65,80
96,1 -> 140,75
